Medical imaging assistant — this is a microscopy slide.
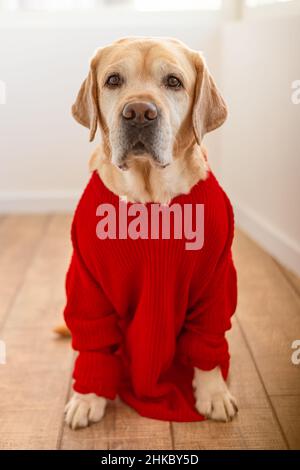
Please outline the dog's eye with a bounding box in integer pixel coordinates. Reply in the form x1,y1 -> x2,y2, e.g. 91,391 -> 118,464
165,75 -> 183,89
105,74 -> 122,88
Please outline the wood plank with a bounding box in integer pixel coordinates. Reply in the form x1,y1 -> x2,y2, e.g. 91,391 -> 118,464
4,214 -> 73,329
61,394 -> 172,450
0,218 -> 296,449
172,320 -> 287,450
0,215 -> 74,450
0,215 -> 50,327
271,395 -> 300,449
233,229 -> 300,396
0,329 -> 74,450
276,263 -> 300,298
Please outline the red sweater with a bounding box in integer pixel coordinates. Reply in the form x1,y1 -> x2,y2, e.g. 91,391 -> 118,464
63,169 -> 237,422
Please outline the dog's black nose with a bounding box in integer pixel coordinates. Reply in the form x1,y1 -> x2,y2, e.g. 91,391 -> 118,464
122,101 -> 158,126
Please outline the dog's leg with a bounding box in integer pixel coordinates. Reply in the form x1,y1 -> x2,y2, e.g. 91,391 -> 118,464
192,366 -> 238,422
64,392 -> 107,430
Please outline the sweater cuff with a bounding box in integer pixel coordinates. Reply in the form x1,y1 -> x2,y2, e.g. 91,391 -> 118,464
65,312 -> 122,352
72,351 -> 121,400
177,330 -> 230,374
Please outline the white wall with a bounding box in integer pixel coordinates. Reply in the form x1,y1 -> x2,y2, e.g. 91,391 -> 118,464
1,9 -> 299,275
0,10 -> 222,211
219,17 -> 300,275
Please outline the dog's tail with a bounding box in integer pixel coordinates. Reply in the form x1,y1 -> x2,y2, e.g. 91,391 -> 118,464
53,323 -> 71,337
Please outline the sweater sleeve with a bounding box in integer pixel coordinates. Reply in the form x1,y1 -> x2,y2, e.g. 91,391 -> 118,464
63,226 -> 123,400
176,194 -> 238,378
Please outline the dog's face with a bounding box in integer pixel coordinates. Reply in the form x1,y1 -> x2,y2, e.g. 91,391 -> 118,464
72,37 -> 227,170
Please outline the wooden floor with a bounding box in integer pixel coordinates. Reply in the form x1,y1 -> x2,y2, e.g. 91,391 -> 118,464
0,214 -> 299,450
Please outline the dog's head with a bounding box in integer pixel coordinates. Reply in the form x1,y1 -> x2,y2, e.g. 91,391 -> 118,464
72,37 -> 227,170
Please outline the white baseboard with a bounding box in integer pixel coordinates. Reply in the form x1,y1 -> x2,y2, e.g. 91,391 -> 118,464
0,190 -> 80,213
234,202 -> 300,277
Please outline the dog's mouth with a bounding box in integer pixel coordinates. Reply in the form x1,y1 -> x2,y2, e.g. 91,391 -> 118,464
118,137 -> 170,171
130,140 -> 149,155
118,140 -> 153,170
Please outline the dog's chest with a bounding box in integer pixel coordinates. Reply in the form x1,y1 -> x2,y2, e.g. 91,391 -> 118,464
74,170 -> 232,326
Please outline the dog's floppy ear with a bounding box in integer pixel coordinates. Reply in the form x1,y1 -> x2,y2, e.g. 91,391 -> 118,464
192,53 -> 227,145
72,53 -> 101,142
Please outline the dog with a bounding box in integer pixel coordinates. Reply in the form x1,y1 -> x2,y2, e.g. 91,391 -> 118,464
61,37 -> 238,429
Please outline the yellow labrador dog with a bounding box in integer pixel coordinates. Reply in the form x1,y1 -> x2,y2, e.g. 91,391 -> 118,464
62,36 -> 238,429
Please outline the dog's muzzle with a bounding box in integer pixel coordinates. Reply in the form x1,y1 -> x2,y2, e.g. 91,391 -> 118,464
118,100 -> 168,170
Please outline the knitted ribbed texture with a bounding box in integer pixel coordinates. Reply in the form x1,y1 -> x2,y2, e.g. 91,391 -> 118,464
63,169 -> 238,422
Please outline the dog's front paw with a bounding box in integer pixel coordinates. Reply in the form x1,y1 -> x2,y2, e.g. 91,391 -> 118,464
64,392 -> 107,430
193,366 -> 238,422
